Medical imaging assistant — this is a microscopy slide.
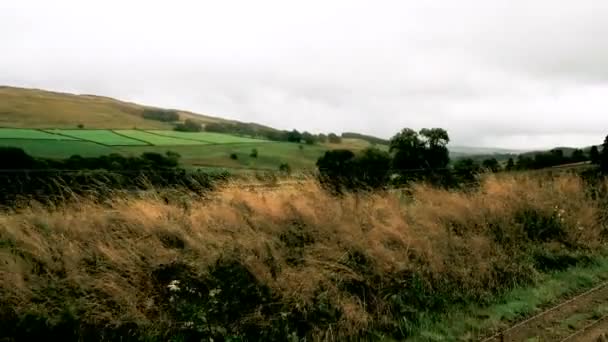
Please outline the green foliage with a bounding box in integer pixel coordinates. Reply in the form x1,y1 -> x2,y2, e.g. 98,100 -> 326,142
591,145 -> 600,164
327,133 -> 341,144
506,158 -> 515,171
174,119 -> 203,132
389,128 -> 450,181
601,135 -> 608,173
250,148 -> 258,158
142,109 -> 179,122
278,163 -> 291,174
301,132 -> 316,145
316,148 -> 391,192
481,158 -> 500,172
230,153 -> 238,160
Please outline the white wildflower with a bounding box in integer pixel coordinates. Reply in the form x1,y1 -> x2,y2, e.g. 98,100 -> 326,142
168,280 -> 181,292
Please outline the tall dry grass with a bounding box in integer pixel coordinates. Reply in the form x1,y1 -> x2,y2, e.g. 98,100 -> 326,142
0,173 -> 606,340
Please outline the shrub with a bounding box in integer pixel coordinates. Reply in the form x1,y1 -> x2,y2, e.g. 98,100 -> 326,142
230,153 -> 238,160
250,148 -> 258,158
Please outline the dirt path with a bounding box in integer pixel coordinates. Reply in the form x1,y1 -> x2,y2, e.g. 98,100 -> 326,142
482,282 -> 608,341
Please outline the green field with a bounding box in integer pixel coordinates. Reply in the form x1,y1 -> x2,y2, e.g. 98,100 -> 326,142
0,128 -> 77,140
0,127 -> 375,171
0,139 -> 115,158
145,130 -> 270,144
113,130 -> 210,146
44,129 -> 149,146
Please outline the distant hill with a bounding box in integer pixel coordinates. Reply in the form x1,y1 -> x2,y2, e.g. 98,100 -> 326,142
0,86 -> 229,129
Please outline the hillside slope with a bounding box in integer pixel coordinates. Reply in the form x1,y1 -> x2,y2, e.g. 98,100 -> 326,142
0,86 -> 227,129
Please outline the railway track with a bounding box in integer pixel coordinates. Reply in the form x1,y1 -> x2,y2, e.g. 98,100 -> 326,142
481,281 -> 608,341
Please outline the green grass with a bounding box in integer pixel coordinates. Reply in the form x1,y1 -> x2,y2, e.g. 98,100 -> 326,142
0,139 -> 116,158
113,130 -> 209,146
0,128 -> 77,140
146,130 -> 271,144
44,129 -> 149,146
116,142 -> 329,170
407,255 -> 608,341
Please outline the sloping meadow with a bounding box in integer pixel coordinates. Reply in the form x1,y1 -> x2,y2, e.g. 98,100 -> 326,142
0,174 -> 607,340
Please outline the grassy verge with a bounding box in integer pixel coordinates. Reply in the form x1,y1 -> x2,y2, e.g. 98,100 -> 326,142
409,255 -> 608,341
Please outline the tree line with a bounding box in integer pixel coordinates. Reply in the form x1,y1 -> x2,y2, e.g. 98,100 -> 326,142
316,129 -> 608,192
0,147 -> 226,207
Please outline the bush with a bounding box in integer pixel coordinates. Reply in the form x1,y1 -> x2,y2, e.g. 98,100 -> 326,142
230,153 -> 238,160
143,109 -> 179,122
279,163 -> 291,174
250,149 -> 258,158
174,119 -> 202,132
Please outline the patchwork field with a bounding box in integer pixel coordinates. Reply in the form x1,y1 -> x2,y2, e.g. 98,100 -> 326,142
0,128 -> 344,170
44,129 -> 149,146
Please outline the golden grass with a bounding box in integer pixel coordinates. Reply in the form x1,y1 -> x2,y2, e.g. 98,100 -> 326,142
0,86 -> 223,129
0,173 -> 606,340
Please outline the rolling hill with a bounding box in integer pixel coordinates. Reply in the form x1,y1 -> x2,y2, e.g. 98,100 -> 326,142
0,86 -> 228,129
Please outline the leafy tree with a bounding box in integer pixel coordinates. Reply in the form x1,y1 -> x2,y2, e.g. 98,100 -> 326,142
174,119 -> 202,132
482,158 -> 500,172
420,128 -> 450,169
301,132 -> 316,145
590,145 -> 600,164
0,147 -> 39,169
505,158 -> 515,171
328,133 -> 342,144
571,149 -> 586,163
143,109 -> 179,122
353,148 -> 392,189
453,158 -> 480,183
317,133 -> 328,143
286,130 -> 302,143
316,149 -> 356,192
389,128 -> 424,172
250,148 -> 258,158
601,135 -> 608,173
230,153 -> 238,160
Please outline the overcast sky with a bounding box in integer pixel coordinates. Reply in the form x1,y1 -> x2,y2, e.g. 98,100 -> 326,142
2,0 -> 608,149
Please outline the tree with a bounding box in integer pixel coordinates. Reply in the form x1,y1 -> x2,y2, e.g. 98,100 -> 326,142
453,158 -> 480,183
419,128 -> 450,169
174,119 -> 202,132
328,133 -> 342,144
316,149 -> 356,192
143,109 -> 179,122
353,148 -> 392,189
482,158 -> 500,172
590,145 -> 600,164
286,130 -> 302,143
571,149 -> 586,163
230,153 -> 238,160
317,133 -> 328,143
505,158 -> 515,171
389,128 -> 424,172
250,148 -> 258,158
601,135 -> 608,173
301,131 -> 317,145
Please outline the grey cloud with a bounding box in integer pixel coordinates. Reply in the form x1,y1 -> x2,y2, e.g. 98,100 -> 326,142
1,0 -> 607,149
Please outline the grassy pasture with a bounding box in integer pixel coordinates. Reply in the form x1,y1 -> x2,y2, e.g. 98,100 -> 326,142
0,86 -> 227,129
0,139 -> 115,158
0,128 -> 76,140
44,129 -> 149,146
145,130 -> 270,144
116,142 -> 329,170
113,130 -> 209,146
